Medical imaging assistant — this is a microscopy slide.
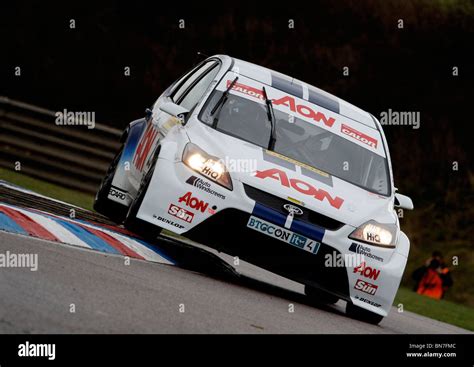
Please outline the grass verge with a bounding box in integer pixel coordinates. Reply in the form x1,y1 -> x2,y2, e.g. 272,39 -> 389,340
0,167 -> 94,210
395,286 -> 474,331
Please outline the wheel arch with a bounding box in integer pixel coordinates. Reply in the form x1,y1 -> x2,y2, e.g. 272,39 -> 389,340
396,231 -> 410,258
109,118 -> 148,204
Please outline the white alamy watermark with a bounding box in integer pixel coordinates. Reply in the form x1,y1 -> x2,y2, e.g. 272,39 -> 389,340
221,157 -> 257,173
55,108 -> 95,129
324,251 -> 365,268
0,251 -> 38,271
379,109 -> 420,129
18,342 -> 55,360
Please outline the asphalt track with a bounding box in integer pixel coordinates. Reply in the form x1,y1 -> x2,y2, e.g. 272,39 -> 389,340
0,183 -> 470,334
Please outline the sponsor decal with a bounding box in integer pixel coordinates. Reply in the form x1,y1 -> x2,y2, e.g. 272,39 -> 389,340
153,214 -> 185,229
227,80 -> 264,100
134,123 -> 158,171
252,202 -> 325,242
272,95 -> 336,128
355,295 -> 381,308
186,176 -> 226,200
109,187 -> 127,202
354,279 -> 378,295
353,261 -> 380,280
341,124 -> 378,149
227,80 -> 335,128
168,204 -> 194,223
178,192 -> 211,213
349,242 -> 384,263
200,164 -> 222,181
255,168 -> 344,209
365,228 -> 382,244
247,216 -> 320,254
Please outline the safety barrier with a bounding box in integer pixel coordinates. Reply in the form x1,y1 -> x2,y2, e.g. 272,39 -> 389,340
0,96 -> 122,193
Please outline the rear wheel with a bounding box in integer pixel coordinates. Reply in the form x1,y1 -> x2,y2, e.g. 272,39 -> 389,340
304,285 -> 339,304
124,154 -> 162,241
93,146 -> 128,223
346,302 -> 384,325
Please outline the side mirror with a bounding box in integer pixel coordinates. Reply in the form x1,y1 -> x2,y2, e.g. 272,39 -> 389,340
394,193 -> 414,210
145,108 -> 153,121
159,102 -> 190,123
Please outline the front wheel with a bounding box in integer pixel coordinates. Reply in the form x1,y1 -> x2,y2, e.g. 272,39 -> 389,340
124,155 -> 162,241
346,302 -> 384,325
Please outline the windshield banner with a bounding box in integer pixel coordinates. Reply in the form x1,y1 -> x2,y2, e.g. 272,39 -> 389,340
217,74 -> 385,157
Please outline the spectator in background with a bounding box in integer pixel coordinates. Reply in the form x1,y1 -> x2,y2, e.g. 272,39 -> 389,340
412,251 -> 453,300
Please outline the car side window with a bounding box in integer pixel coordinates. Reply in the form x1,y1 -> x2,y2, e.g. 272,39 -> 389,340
172,61 -> 217,103
178,65 -> 219,111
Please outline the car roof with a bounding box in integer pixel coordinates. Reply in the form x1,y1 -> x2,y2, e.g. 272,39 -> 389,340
225,56 -> 377,130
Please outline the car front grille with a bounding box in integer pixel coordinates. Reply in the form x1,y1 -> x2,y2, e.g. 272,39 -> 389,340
184,207 -> 350,299
243,184 -> 344,231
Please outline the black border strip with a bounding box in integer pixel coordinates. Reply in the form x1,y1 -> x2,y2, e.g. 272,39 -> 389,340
0,334 -> 472,362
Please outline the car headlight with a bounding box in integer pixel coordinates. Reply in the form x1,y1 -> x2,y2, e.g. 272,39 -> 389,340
182,143 -> 233,190
349,220 -> 397,248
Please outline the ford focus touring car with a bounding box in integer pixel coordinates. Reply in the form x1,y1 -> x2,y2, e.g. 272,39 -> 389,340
94,55 -> 414,324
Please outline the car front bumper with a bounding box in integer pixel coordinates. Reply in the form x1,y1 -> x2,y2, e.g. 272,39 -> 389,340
138,157 -> 409,316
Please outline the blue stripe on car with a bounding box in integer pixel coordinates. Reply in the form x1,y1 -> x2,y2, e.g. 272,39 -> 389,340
252,203 -> 287,227
252,203 -> 325,242
290,218 -> 325,242
122,119 -> 146,162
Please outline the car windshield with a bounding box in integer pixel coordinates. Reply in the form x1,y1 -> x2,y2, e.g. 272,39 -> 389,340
199,82 -> 390,196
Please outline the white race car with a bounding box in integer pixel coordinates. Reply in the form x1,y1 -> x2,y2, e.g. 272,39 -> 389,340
94,55 -> 414,324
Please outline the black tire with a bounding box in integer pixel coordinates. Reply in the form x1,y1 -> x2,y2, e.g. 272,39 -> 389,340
304,285 -> 339,304
124,154 -> 162,241
93,146 -> 128,223
346,302 -> 384,325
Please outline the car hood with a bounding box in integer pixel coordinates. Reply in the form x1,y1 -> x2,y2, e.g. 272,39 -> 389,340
186,122 -> 396,228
